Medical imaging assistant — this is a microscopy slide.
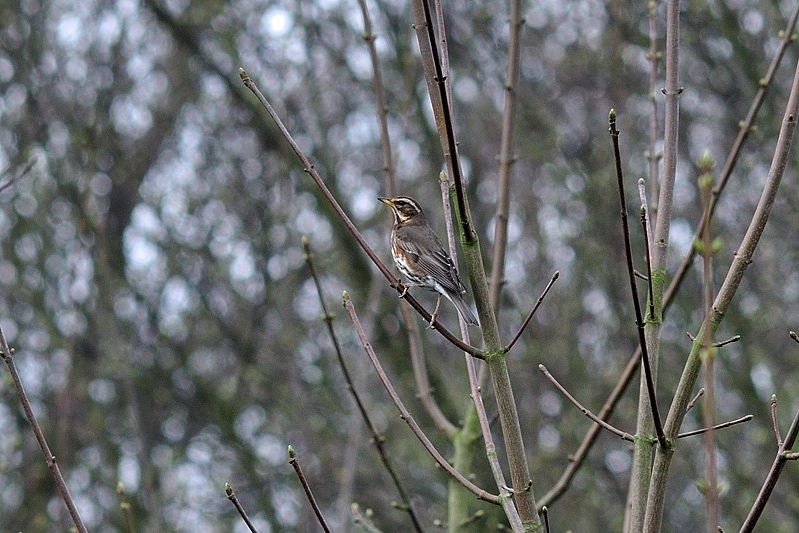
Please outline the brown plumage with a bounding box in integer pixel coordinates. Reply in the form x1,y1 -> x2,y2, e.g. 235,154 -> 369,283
378,196 -> 479,326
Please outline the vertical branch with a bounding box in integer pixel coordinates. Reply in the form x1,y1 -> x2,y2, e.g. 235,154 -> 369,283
355,0 -> 396,197
408,2 -> 539,527
697,152 -> 718,533
440,174 -> 524,533
410,0 -> 472,240
489,0 -> 525,313
627,0 -> 681,529
609,110 -> 666,447
645,0 -> 662,209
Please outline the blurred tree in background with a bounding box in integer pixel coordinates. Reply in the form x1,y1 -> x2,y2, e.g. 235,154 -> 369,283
1,0 -> 799,531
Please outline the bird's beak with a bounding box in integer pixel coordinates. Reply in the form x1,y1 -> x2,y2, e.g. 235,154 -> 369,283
377,197 -> 393,206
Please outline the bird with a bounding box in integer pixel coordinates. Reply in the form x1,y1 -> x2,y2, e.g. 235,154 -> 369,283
378,196 -> 479,326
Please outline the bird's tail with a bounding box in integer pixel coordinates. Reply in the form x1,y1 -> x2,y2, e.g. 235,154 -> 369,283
445,291 -> 479,326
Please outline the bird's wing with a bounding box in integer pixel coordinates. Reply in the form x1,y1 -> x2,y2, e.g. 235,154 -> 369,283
395,226 -> 467,295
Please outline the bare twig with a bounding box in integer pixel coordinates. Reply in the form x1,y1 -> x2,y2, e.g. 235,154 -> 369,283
408,3 -> 539,524
539,365 -> 634,442
677,415 -> 753,439
686,388 -> 706,413
489,0 -> 525,313
288,446 -> 333,533
239,68 -> 482,359
609,109 -> 666,449
739,397 -> 799,532
438,177 -> 524,531
225,483 -> 260,533
538,345 -> 640,509
505,271 -> 559,353
352,503 -> 385,533
414,0 -> 472,240
697,151 -> 719,533
343,292 -> 500,504
0,157 -> 35,194
303,238 -> 427,531
0,328 -> 88,533
771,394 -> 782,448
542,506 -> 551,533
638,180 -> 656,322
355,0 -> 395,192
117,483 -> 137,533
645,0 -> 662,207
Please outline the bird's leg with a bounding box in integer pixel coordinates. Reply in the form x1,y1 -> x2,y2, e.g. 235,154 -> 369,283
398,282 -> 408,298
428,294 -> 441,329
393,278 -> 409,298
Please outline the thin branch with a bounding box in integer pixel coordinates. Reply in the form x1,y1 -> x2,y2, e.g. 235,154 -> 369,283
0,328 -> 88,533
698,150 -> 719,533
771,394 -> 782,448
355,0 -> 457,438
355,0 -> 395,195
542,506 -> 551,533
303,238 -> 427,531
639,203 -> 656,323
645,0 -> 662,207
117,483 -> 136,533
343,292 -> 500,504
686,388 -> 706,413
352,503 -> 385,533
677,415 -> 753,439
609,109 -> 666,448
505,271 -> 559,353
539,365 -> 634,442
225,483 -> 260,533
288,446 -> 333,533
537,342 -> 641,510
239,69 -> 482,359
0,157 -> 35,194
415,0 -> 472,240
438,177 -> 524,532
489,0 -> 525,312
638,179 -> 655,320
739,397 -> 799,532
117,483 -> 137,533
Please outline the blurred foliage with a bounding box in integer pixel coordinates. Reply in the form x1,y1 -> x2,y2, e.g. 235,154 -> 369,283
1,0 -> 799,531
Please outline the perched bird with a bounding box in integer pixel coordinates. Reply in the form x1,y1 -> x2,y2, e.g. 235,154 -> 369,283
378,196 -> 479,326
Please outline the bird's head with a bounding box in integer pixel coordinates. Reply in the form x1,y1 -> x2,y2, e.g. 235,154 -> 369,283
378,196 -> 424,224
